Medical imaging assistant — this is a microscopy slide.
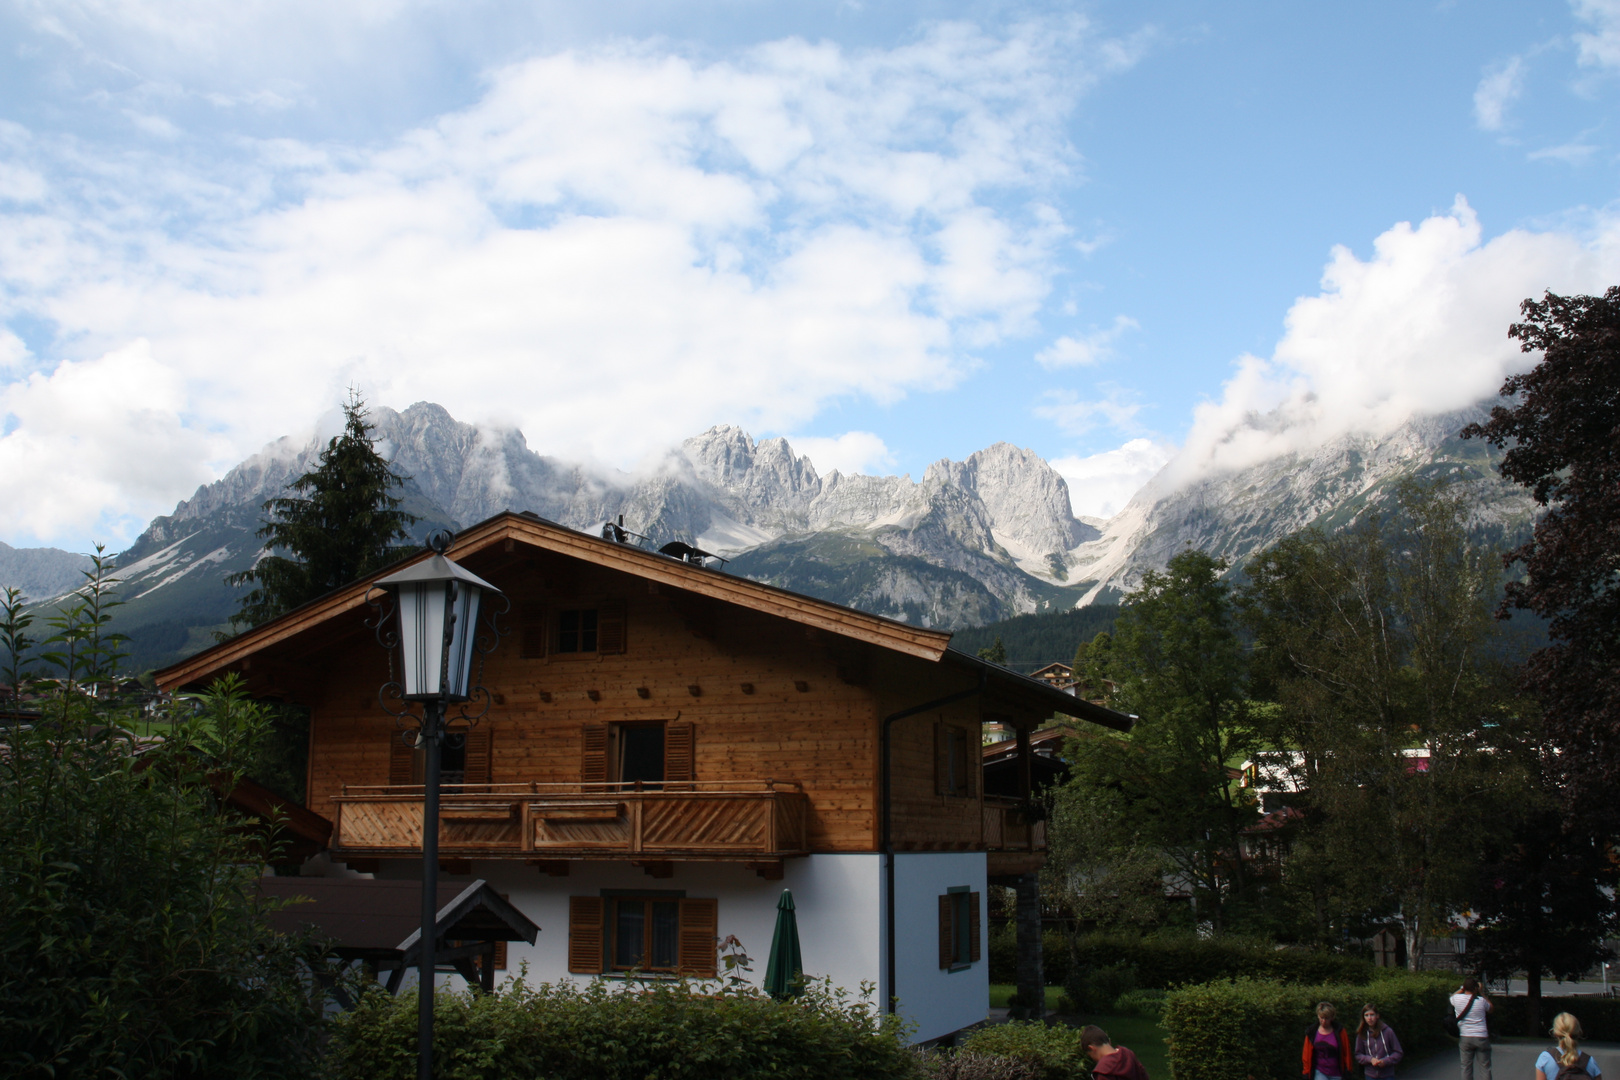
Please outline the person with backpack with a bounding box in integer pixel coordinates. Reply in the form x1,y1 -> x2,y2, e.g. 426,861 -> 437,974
1450,977 -> 1492,1080
1301,1002 -> 1354,1080
1535,1013 -> 1602,1080
1355,1004 -> 1404,1080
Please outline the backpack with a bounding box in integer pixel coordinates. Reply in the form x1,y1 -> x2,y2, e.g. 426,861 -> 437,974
1554,1052 -> 1590,1080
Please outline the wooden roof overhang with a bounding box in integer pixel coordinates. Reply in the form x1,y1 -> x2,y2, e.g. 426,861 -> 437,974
259,877 -> 538,971
942,646 -> 1135,733
156,511 -> 955,695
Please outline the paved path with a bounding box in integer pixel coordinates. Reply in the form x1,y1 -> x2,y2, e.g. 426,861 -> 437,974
1403,1040 -> 1619,1080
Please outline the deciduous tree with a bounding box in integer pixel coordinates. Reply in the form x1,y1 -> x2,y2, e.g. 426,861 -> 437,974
1460,286 -> 1620,823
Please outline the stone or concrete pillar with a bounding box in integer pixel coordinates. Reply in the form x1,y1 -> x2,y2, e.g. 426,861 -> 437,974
1015,871 -> 1044,1018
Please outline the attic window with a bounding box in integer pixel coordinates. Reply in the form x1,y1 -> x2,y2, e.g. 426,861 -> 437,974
557,609 -> 598,653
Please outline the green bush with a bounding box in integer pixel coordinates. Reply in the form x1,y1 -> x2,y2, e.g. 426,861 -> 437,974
989,925 -> 1072,987
326,973 -> 918,1080
1489,996 -> 1620,1041
919,1049 -> 1043,1080
957,1022 -> 1090,1080
1063,932 -> 1373,992
1061,962 -> 1140,1014
1160,973 -> 1454,1080
1113,989 -> 1168,1020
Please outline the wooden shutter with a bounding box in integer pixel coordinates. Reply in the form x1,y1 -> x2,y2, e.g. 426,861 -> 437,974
938,894 -> 954,968
465,727 -> 494,789
567,896 -> 604,974
969,892 -> 981,963
676,898 -> 718,977
389,731 -> 415,786
581,723 -> 609,787
597,600 -> 627,655
519,603 -> 547,659
665,721 -> 695,789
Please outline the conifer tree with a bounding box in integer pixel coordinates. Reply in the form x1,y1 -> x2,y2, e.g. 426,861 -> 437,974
228,394 -> 416,630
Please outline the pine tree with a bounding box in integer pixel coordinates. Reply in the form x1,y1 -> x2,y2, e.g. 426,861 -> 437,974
228,394 -> 416,631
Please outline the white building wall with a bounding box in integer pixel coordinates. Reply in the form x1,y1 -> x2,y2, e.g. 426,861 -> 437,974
891,852 -> 989,1044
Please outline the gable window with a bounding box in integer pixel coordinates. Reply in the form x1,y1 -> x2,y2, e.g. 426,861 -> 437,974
935,722 -> 976,798
581,720 -> 695,789
937,887 -> 981,971
567,894 -> 718,976
557,608 -> 599,653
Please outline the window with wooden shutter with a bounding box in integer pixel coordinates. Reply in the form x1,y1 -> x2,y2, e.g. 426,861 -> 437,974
464,726 -> 493,789
676,897 -> 718,977
664,721 -> 694,790
389,730 -> 415,786
567,896 -> 604,974
935,722 -> 972,797
968,891 -> 981,963
581,723 -> 609,787
597,599 -> 627,655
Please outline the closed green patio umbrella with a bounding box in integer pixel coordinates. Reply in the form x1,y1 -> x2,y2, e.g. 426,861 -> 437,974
763,889 -> 803,1000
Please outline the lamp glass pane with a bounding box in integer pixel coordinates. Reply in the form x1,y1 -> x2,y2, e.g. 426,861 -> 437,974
444,582 -> 483,699
397,581 -> 447,697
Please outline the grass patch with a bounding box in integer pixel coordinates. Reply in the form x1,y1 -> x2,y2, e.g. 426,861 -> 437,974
989,985 -> 1064,1011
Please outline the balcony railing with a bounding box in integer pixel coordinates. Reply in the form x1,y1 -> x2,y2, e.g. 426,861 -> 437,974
332,782 -> 810,860
983,797 -> 1045,852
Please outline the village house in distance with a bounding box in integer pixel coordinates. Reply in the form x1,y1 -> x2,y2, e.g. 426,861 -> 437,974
157,511 -> 1133,1043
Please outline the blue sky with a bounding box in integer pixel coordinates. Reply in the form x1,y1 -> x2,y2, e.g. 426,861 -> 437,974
2,0 -> 1618,551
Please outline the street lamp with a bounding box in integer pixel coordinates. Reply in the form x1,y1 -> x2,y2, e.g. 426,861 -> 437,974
368,531 -> 506,1080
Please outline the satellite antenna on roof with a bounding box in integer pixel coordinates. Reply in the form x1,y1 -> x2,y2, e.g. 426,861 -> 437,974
659,540 -> 728,570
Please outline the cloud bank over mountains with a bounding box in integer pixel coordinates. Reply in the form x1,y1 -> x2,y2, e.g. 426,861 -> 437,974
0,18 -> 1146,548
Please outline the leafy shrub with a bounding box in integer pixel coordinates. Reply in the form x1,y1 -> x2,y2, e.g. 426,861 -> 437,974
1160,973 -> 1453,1080
989,925 -> 1072,987
1060,962 -> 1139,1014
1064,932 -> 1373,992
1113,989 -> 1168,1019
326,972 -> 918,1080
1489,997 -> 1620,1041
958,1022 -> 1090,1080
918,1050 -> 1043,1080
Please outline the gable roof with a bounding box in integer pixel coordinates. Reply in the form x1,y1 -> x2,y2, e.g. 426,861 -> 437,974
154,511 -> 1135,732
157,511 -> 951,691
258,877 -> 538,961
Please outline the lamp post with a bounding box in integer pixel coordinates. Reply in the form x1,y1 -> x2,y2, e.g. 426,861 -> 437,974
369,532 -> 505,1080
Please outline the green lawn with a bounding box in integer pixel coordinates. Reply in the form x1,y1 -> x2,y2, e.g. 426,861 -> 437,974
987,989 -> 1171,1080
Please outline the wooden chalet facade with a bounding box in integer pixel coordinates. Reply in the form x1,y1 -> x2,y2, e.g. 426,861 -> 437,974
157,511 -> 1131,1042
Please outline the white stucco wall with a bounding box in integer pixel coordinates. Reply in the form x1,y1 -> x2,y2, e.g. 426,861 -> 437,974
372,852 -> 988,1044
890,852 -> 990,1044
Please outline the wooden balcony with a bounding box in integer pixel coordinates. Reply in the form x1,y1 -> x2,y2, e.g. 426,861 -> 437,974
331,782 -> 811,862
984,796 -> 1046,877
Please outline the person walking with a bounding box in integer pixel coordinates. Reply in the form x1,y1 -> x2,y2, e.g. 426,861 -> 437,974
1534,1013 -> 1602,1080
1301,1002 -> 1354,1080
1355,1004 -> 1404,1080
1450,977 -> 1492,1080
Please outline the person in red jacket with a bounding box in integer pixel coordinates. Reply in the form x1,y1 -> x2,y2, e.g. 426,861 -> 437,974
1302,1002 -> 1355,1080
1083,1025 -> 1151,1080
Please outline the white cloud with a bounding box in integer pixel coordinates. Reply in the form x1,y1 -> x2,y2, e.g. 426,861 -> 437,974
1473,56 -> 1525,131
1528,140 -> 1599,164
1162,198 -> 1619,489
1035,314 -> 1137,368
1052,437 -> 1175,520
789,431 -> 895,477
1033,386 -> 1142,435
1573,0 -> 1620,69
0,19 -> 1145,548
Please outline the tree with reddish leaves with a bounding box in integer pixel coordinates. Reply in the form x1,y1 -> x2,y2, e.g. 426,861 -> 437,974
1461,287 -> 1620,818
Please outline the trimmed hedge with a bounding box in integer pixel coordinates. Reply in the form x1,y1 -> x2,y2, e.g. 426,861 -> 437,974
1066,933 -> 1374,992
326,975 -> 919,1080
1490,996 -> 1620,1041
956,1022 -> 1091,1080
1160,973 -> 1454,1080
990,926 -> 1073,988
